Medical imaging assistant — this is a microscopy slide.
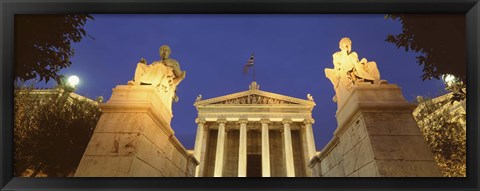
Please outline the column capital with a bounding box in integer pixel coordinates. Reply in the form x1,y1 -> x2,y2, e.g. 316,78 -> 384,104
303,118 -> 315,125
260,119 -> 270,125
282,119 -> 292,125
237,119 -> 249,124
195,118 -> 206,124
217,118 -> 227,125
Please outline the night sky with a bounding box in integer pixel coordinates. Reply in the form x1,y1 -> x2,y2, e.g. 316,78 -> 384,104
43,14 -> 448,150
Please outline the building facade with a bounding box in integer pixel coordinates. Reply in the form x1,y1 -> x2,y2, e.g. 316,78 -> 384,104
413,92 -> 466,131
193,82 -> 317,177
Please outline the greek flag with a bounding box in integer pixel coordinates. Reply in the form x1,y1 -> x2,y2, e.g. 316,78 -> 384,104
243,52 -> 254,74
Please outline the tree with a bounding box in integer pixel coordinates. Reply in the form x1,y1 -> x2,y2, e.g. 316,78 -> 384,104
385,14 -> 466,102
14,14 -> 93,84
413,96 -> 466,177
14,85 -> 101,177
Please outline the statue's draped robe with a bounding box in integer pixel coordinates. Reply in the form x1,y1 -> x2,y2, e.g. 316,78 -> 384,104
134,61 -> 177,103
325,51 -> 381,108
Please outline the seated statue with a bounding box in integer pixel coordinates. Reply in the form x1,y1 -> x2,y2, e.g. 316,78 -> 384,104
128,45 -> 186,101
325,37 -> 385,103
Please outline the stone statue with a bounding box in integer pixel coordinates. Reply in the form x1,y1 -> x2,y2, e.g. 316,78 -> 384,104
196,94 -> 202,101
307,94 -> 314,101
128,45 -> 186,102
325,37 -> 386,104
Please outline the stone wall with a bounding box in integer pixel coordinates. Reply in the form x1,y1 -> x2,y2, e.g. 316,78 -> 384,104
75,85 -> 198,177
309,84 -> 442,177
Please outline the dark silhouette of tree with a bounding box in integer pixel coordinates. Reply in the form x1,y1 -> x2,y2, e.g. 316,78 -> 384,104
14,85 -> 101,177
14,14 -> 93,84
385,14 -> 466,101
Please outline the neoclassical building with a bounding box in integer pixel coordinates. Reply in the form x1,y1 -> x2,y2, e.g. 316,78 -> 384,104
192,82 -> 317,177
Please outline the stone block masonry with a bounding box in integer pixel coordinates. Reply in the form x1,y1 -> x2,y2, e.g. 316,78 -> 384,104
75,85 -> 198,177
309,84 -> 441,177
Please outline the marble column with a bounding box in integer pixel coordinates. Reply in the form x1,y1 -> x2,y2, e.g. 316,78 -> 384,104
260,119 -> 271,177
238,119 -> 248,177
301,118 -> 316,176
193,118 -> 206,177
214,119 -> 227,177
282,119 -> 295,177
304,118 -> 316,160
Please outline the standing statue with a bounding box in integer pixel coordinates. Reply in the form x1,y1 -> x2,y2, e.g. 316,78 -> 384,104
325,37 -> 386,104
128,45 -> 186,102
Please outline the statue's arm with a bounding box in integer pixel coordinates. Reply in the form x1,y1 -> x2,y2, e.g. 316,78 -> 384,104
172,59 -> 181,69
170,59 -> 184,75
332,53 -> 341,77
360,57 -> 368,64
170,59 -> 186,86
350,52 -> 360,63
350,52 -> 368,65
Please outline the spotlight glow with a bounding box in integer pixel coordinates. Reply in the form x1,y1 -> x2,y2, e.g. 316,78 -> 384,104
67,75 -> 80,87
443,74 -> 455,86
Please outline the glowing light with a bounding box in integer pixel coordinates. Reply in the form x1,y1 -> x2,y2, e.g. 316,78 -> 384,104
67,75 -> 80,87
442,74 -> 456,86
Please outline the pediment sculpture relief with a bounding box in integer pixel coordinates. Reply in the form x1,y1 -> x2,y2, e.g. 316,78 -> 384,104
212,94 -> 296,105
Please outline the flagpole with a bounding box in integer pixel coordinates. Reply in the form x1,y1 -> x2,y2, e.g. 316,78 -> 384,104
253,60 -> 256,82
244,52 -> 255,83
253,52 -> 256,82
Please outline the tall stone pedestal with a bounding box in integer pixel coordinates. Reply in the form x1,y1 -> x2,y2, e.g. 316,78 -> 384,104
75,85 -> 198,177
309,84 -> 441,177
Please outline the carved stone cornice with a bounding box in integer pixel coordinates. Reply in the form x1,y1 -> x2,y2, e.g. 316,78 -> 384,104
198,113 -> 311,119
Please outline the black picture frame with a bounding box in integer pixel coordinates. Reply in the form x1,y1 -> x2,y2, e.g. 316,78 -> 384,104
1,0 -> 479,190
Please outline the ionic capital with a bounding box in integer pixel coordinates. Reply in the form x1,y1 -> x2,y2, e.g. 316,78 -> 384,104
195,118 -> 206,125
217,118 -> 227,125
260,119 -> 270,125
237,119 -> 249,125
303,118 -> 315,125
282,119 -> 292,125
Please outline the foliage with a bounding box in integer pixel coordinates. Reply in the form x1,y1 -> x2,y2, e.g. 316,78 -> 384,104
14,85 -> 101,177
385,14 -> 466,102
444,80 -> 466,104
14,14 -> 93,84
414,97 -> 466,177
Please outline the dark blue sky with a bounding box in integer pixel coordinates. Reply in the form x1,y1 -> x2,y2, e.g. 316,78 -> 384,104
52,14 -> 447,150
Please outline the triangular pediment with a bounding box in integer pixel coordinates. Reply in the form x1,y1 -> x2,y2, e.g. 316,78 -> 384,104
194,82 -> 315,107
210,93 -> 298,105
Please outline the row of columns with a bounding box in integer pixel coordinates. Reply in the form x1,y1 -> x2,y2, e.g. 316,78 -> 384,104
194,118 -> 315,177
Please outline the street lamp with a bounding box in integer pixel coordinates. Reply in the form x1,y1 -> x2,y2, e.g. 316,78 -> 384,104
442,74 -> 455,87
67,75 -> 80,88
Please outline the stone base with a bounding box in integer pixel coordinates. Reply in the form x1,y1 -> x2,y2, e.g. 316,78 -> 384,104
309,84 -> 442,177
75,85 -> 198,177
107,85 -> 173,125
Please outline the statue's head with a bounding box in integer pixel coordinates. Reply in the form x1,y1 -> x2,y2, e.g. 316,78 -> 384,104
159,45 -> 171,60
339,37 -> 352,53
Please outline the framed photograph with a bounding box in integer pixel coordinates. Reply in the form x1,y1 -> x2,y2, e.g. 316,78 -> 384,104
1,0 -> 479,190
